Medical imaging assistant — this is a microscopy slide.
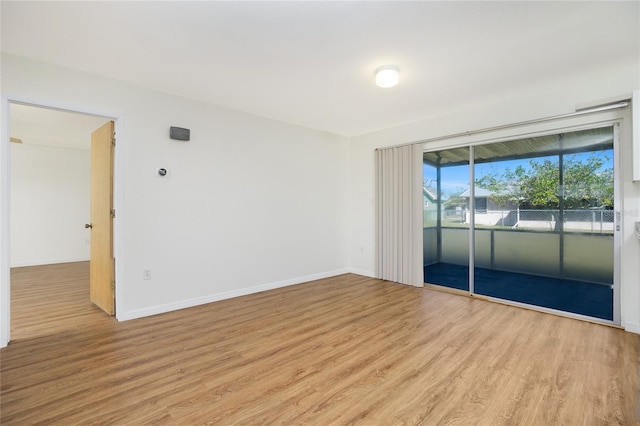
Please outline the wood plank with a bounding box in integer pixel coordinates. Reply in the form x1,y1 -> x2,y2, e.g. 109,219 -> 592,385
2,263 -> 639,425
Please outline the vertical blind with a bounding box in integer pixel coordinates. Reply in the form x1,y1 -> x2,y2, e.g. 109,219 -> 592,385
375,143 -> 424,287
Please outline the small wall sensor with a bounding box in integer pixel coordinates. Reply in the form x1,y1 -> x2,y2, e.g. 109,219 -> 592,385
170,126 -> 190,141
156,167 -> 168,177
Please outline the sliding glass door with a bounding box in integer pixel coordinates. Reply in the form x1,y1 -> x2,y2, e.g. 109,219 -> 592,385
424,126 -> 616,321
423,147 -> 469,291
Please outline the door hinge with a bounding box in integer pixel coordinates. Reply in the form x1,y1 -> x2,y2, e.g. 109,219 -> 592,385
111,132 -> 116,146
111,209 -> 116,219
111,280 -> 115,291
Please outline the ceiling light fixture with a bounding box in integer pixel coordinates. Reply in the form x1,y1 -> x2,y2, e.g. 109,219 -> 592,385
375,65 -> 399,88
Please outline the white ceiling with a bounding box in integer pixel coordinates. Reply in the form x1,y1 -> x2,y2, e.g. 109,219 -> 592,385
2,1 -> 639,137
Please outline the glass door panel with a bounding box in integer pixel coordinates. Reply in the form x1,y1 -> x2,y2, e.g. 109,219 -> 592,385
423,147 -> 470,291
471,127 -> 614,320
561,145 -> 614,320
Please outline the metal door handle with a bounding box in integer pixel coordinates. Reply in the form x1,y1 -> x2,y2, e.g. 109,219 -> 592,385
85,223 -> 92,229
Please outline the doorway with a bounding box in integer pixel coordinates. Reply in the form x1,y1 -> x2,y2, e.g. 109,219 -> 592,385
7,103 -> 114,341
423,124 -> 620,323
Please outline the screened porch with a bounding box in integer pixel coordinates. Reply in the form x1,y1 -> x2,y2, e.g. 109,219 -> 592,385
422,126 -> 615,321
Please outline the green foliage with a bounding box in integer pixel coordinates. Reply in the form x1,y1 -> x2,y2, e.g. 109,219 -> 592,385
525,159 -> 560,208
475,153 -> 613,209
562,155 -> 613,208
443,187 -> 467,207
475,165 -> 528,208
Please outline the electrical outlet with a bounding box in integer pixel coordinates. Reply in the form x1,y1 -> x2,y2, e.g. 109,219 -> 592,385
143,269 -> 151,280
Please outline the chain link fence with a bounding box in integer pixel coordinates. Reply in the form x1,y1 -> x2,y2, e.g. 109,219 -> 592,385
424,208 -> 614,233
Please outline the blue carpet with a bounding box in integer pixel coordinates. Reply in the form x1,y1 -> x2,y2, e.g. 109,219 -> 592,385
424,263 -> 613,321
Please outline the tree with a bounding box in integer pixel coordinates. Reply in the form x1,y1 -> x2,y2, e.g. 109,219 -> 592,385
443,190 -> 467,209
423,177 -> 436,189
475,165 -> 528,208
522,159 -> 560,208
562,155 -> 613,208
475,153 -> 613,210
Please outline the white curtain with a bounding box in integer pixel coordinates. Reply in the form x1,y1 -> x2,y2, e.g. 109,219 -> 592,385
375,143 -> 424,287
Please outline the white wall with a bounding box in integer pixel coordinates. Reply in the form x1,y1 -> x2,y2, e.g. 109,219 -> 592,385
1,54 -> 350,331
349,62 -> 640,332
10,143 -> 90,266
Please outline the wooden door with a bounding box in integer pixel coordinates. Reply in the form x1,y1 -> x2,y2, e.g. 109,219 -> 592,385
89,121 -> 115,315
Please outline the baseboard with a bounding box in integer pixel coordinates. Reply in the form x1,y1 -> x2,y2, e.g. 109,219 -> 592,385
10,257 -> 90,268
117,268 -> 350,322
346,268 -> 376,278
623,321 -> 640,334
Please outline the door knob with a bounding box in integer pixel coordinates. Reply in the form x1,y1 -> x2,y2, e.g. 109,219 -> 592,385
85,223 -> 92,229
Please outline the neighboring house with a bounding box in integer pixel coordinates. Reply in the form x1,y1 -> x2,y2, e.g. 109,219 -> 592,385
423,187 -> 438,226
458,188 -> 612,230
423,186 -> 437,209
460,187 -> 519,226
460,187 -> 497,212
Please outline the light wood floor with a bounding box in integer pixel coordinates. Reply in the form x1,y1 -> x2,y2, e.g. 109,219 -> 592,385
2,262 -> 639,425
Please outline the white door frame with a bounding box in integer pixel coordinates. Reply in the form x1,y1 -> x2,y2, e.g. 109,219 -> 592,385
0,95 -> 125,347
612,122 -> 622,326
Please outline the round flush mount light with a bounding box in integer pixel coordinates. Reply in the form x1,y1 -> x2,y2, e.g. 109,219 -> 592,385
375,65 -> 399,88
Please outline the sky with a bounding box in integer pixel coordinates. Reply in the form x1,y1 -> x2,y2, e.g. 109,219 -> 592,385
424,150 -> 613,198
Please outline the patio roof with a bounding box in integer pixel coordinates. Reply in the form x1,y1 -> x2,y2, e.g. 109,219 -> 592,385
423,187 -> 438,202
423,126 -> 613,168
460,187 -> 492,198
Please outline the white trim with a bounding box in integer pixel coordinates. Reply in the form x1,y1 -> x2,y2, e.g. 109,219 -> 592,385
1,96 -> 11,348
112,117 -> 125,321
0,95 -> 123,348
623,321 -> 640,334
632,90 -> 640,182
117,268 -> 350,321
10,258 -> 90,268
613,123 -> 622,325
6,98 -> 120,121
422,114 -> 625,153
468,146 -> 475,295
383,102 -> 629,151
575,93 -> 633,112
347,268 -> 376,278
